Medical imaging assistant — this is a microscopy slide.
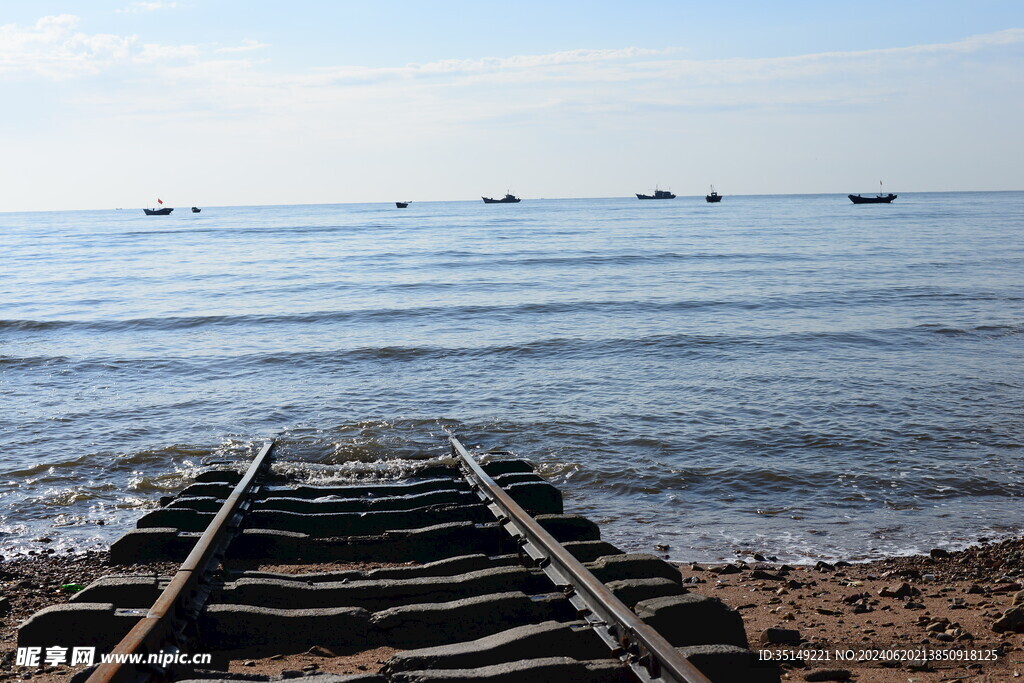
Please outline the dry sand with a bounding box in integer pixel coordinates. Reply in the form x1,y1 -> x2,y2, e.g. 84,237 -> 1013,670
1,540 -> 1022,681
677,538 -> 1024,682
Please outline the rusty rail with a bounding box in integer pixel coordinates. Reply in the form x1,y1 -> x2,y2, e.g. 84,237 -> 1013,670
87,440 -> 276,682
450,436 -> 712,683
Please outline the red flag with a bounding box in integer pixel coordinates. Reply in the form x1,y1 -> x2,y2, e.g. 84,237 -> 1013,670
157,198 -> 163,204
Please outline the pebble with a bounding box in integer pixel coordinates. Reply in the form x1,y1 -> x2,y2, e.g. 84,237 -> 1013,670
994,605 -> 1024,633
878,582 -> 917,598
760,627 -> 802,645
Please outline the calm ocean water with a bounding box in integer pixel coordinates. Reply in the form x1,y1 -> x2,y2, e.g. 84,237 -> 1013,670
2,193 -> 1023,562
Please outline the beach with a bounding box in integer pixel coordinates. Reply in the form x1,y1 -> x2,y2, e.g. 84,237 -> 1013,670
682,538 -> 1024,681
2,537 -> 1023,681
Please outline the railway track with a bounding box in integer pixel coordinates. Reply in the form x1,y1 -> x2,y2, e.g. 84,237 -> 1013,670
18,437 -> 779,682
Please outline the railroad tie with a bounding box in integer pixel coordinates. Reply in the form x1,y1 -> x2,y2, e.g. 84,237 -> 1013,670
17,437 -> 779,683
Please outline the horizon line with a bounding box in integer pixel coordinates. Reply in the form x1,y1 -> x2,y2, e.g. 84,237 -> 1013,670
2,189 -> 1022,215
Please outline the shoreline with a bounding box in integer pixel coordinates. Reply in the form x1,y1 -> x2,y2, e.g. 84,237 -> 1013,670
2,539 -> 1022,681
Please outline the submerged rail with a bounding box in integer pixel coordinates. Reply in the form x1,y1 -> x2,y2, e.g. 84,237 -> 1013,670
449,436 -> 712,683
87,440 -> 276,683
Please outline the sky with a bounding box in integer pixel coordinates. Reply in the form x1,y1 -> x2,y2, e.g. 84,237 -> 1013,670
1,1 -> 1023,211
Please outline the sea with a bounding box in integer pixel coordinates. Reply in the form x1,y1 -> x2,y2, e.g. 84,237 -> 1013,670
2,193 -> 1023,563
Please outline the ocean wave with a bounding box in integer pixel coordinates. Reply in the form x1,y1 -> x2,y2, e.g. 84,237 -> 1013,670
4,291 -> 1018,337
0,355 -> 72,369
432,251 -> 816,269
5,318 -> 1014,375
916,322 -> 1024,338
5,195 -> 1024,562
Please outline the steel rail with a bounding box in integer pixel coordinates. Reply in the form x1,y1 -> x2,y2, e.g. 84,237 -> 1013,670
450,436 -> 712,683
87,440 -> 276,683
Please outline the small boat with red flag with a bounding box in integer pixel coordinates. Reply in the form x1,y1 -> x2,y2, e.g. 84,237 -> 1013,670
144,199 -> 173,215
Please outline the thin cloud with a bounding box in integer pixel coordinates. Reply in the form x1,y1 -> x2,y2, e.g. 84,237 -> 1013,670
411,46 -> 678,73
3,15 -> 1022,124
288,30 -> 1024,93
4,15 -> 1021,86
0,14 -> 199,79
0,15 -> 136,79
116,2 -> 179,14
301,47 -> 681,84
215,39 -> 270,54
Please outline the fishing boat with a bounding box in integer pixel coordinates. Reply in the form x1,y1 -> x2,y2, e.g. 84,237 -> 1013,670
849,181 -> 897,204
482,193 -> 520,204
396,202 -> 409,208
191,207 -> 201,213
849,193 -> 897,204
144,199 -> 172,215
636,188 -> 675,200
706,185 -> 722,203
